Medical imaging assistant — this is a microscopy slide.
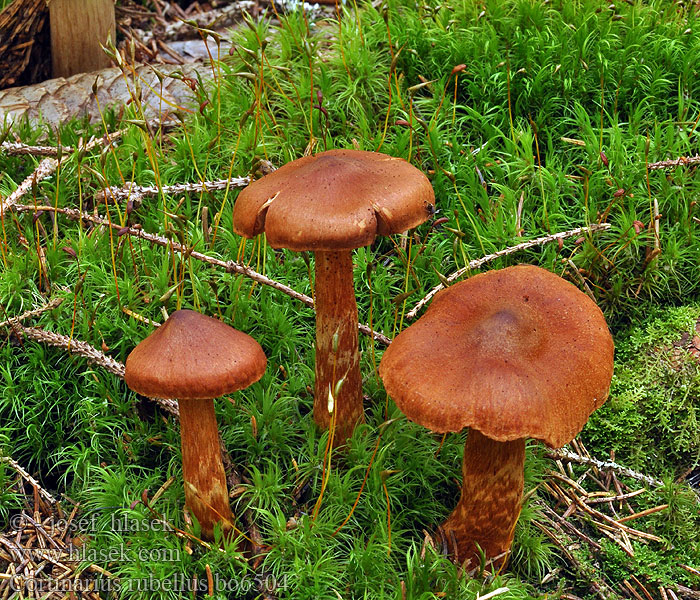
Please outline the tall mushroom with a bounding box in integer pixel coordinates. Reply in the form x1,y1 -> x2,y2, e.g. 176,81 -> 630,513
125,310 -> 267,541
233,149 -> 434,446
379,265 -> 614,567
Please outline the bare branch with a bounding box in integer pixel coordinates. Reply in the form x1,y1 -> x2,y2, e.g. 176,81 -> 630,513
0,296 -> 64,328
0,132 -> 125,214
1,142 -> 72,157
0,117 -> 175,214
0,452 -> 57,504
96,177 -> 251,204
1,157 -> 59,213
13,323 -> 123,378
13,203 -> 392,346
648,155 -> 700,171
8,322 -> 179,416
545,447 -> 664,488
406,223 -> 611,320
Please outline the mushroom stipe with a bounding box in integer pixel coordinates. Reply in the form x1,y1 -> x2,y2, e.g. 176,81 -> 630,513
313,249 -> 364,441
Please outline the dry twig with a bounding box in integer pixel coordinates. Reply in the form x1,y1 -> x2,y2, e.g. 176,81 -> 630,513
0,504 -> 109,599
0,453 -> 56,504
406,223 -> 611,319
0,142 -> 72,157
0,131 -> 127,215
532,515 -> 614,600
546,448 -> 665,488
531,447 -> 693,597
0,117 -> 177,214
647,155 -> 700,171
12,203 -> 392,346
0,296 -> 64,329
1,156 -> 61,213
675,585 -> 700,600
95,176 -> 251,205
6,321 -> 179,416
0,0 -> 48,88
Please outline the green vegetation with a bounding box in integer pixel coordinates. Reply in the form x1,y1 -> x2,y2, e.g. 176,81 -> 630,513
1,0 -> 699,597
586,305 -> 700,473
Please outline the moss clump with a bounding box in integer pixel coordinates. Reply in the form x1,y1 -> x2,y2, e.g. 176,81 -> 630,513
585,305 -> 700,476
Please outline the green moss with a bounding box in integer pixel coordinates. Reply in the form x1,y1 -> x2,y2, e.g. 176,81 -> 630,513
585,305 -> 700,475
1,0 -> 700,596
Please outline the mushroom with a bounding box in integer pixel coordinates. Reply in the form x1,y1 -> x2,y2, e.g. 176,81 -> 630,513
233,149 -> 434,446
125,309 -> 267,540
379,265 -> 614,567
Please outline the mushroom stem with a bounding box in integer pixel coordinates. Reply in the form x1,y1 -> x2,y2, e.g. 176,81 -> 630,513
313,249 -> 364,446
178,398 -> 234,540
442,429 -> 525,568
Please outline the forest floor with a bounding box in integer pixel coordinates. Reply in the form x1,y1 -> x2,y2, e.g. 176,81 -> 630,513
0,0 -> 699,598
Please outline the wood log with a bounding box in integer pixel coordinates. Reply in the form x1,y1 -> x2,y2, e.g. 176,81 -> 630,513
49,0 -> 115,78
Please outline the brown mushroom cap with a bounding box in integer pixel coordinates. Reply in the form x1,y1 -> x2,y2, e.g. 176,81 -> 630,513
379,265 -> 614,448
233,149 -> 435,251
125,310 -> 267,400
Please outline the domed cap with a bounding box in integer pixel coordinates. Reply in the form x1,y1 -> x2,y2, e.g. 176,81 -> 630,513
379,265 -> 614,448
233,149 -> 435,251
125,310 -> 267,400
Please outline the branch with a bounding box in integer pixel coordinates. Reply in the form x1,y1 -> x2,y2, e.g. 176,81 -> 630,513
545,448 -> 664,488
0,452 -> 57,505
13,203 -> 392,346
95,177 -> 251,205
1,157 -> 59,213
0,117 -> 175,214
4,319 -> 179,416
406,223 -> 611,320
0,132 -> 125,214
0,296 -> 64,328
648,155 -> 700,171
1,142 -> 72,157
675,585 -> 700,600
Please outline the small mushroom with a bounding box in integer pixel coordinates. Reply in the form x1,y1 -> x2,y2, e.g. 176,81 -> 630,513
234,149 -> 434,446
379,265 -> 614,567
125,310 -> 266,540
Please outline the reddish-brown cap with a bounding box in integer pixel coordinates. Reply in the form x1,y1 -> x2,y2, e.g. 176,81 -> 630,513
379,265 -> 614,448
233,149 -> 435,251
125,310 -> 267,400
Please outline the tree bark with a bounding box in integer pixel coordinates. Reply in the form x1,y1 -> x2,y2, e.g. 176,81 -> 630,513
179,398 -> 234,540
313,250 -> 364,446
442,430 -> 525,568
50,0 -> 115,78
